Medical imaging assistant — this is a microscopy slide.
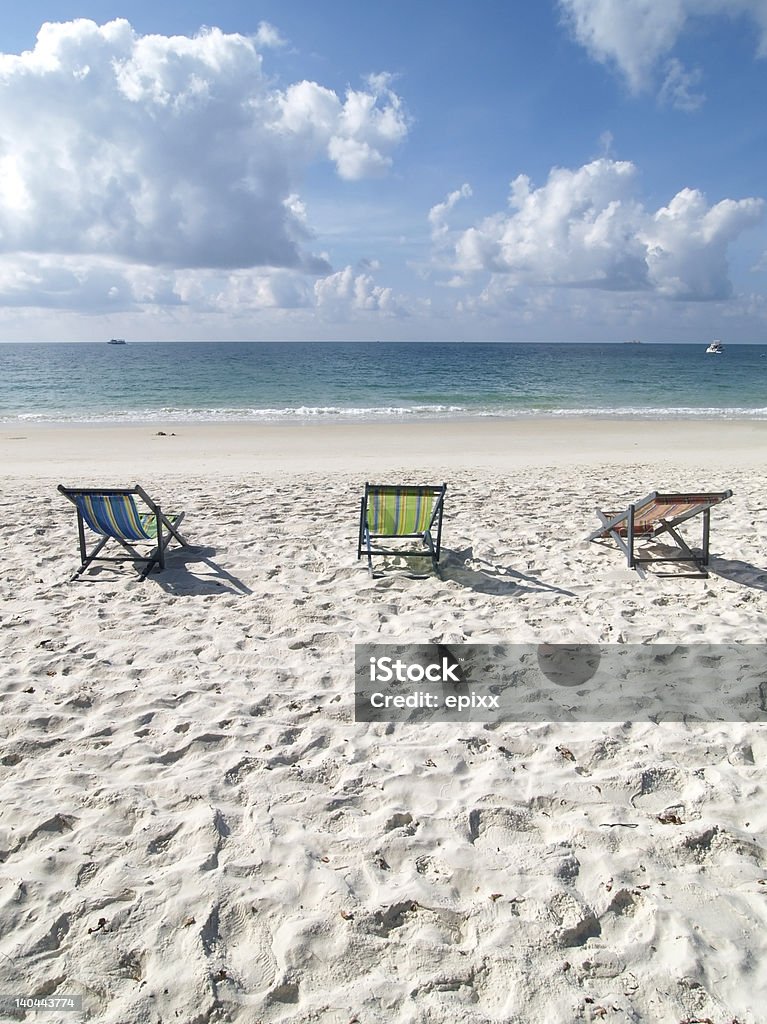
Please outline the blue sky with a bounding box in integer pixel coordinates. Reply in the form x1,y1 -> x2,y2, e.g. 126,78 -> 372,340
1,1 -> 766,341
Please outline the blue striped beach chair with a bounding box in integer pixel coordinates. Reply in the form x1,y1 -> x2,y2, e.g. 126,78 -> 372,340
57,484 -> 189,580
589,489 -> 733,578
358,482 -> 447,577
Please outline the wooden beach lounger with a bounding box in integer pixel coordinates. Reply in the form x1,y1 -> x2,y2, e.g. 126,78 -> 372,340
589,490 -> 733,578
58,484 -> 189,581
358,482 -> 446,577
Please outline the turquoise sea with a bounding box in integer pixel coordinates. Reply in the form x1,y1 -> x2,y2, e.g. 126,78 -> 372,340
1,342 -> 766,423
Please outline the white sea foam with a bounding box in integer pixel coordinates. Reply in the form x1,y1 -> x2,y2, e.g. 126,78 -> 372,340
9,404 -> 468,424
4,403 -> 767,424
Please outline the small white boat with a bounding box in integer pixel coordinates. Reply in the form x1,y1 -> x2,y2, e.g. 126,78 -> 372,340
705,339 -> 723,354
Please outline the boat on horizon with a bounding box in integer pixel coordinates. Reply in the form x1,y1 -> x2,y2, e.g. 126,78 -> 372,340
108,338 -> 126,345
706,339 -> 723,354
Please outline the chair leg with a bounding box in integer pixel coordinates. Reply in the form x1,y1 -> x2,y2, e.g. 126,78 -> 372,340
136,512 -> 187,580
160,511 -> 189,547
138,527 -> 162,581
157,514 -> 165,571
626,504 -> 635,569
357,498 -> 366,560
72,534 -> 111,580
660,522 -> 708,577
364,527 -> 375,578
138,554 -> 160,581
424,530 -> 441,579
77,512 -> 87,566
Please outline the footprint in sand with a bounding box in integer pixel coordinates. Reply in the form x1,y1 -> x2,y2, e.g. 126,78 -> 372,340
204,902 -> 278,994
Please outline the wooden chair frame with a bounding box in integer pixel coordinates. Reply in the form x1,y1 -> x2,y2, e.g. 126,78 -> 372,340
358,482 -> 447,578
58,484 -> 189,581
589,490 -> 733,578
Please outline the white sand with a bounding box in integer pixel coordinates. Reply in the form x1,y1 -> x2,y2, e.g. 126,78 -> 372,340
3,417 -> 767,476
1,420 -> 766,1023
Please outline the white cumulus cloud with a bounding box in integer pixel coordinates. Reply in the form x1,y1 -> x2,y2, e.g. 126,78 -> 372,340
0,256 -> 412,321
253,21 -> 287,49
658,58 -> 705,111
559,0 -> 767,101
314,266 -> 403,316
279,73 -> 409,181
0,18 -> 409,280
428,184 -> 473,241
452,158 -> 764,301
644,188 -> 766,299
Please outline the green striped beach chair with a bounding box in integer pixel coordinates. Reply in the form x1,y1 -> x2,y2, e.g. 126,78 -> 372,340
57,484 -> 189,581
589,489 -> 732,578
358,482 -> 447,577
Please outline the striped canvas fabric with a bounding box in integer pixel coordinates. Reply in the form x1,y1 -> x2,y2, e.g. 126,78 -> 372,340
367,487 -> 436,535
612,494 -> 724,536
633,498 -> 704,533
74,494 -> 156,541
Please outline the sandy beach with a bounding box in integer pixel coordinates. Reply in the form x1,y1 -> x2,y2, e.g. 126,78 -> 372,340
3,417 -> 767,475
2,418 -> 767,1023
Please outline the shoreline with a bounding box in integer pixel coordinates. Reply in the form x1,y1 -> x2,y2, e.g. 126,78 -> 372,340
2,416 -> 767,477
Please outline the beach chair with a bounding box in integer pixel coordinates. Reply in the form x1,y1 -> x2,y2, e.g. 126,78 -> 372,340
358,482 -> 447,577
57,484 -> 189,581
589,490 -> 733,578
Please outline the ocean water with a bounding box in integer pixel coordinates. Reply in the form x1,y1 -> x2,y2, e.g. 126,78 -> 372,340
1,341 -> 766,424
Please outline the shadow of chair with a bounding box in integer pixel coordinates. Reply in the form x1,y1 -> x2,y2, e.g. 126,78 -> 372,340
706,556 -> 767,592
438,546 -> 576,597
70,544 -> 252,596
154,545 -> 253,595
